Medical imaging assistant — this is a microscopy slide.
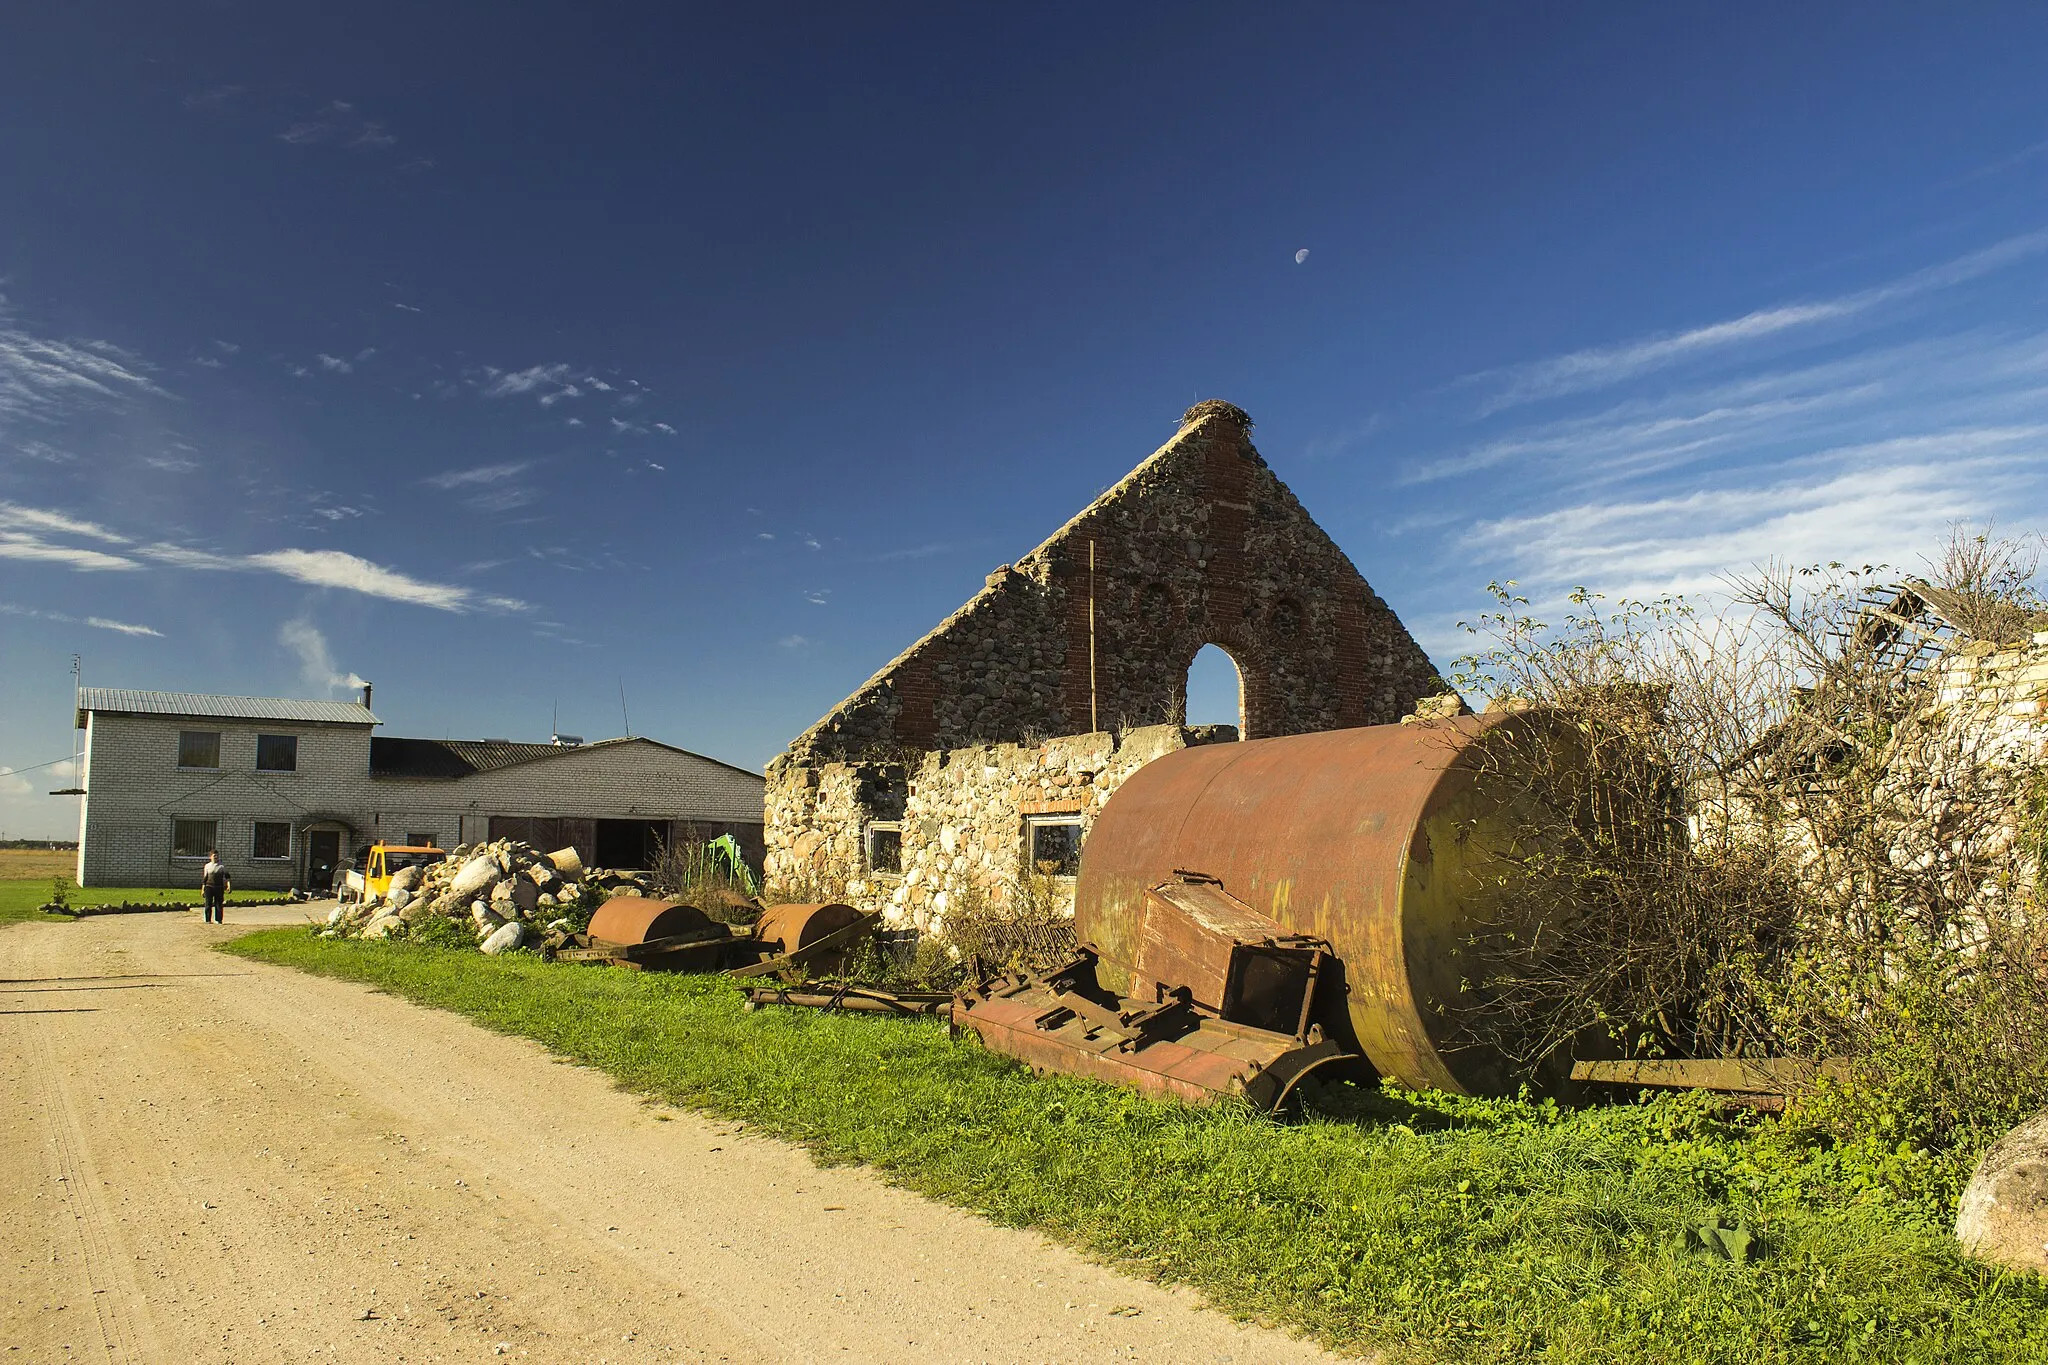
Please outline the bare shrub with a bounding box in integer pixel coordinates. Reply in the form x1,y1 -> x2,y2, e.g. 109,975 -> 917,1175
944,873 -> 1077,978
1449,527 -> 2048,1150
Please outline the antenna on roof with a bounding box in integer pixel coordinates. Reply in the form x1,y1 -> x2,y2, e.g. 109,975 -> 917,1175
618,676 -> 631,738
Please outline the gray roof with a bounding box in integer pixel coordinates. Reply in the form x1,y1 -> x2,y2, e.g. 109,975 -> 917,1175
371,736 -> 578,778
76,688 -> 380,726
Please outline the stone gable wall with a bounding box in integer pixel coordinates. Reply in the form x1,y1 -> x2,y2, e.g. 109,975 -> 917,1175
786,403 -> 1442,762
764,401 -> 1448,931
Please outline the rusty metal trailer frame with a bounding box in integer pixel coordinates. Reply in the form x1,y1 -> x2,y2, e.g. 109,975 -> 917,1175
740,982 -> 954,1016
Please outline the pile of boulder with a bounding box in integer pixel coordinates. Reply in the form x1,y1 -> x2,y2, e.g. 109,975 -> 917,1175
324,839 -> 659,954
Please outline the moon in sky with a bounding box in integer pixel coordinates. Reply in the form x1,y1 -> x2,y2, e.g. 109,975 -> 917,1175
1294,248 -> 1309,264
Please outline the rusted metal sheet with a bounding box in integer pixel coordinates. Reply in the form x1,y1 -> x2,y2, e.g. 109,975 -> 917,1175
1076,715 -> 1597,1096
586,896 -> 724,948
952,953 -> 1360,1111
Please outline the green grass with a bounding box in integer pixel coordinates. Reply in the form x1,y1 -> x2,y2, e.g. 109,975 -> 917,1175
222,928 -> 2048,1365
0,877 -> 280,925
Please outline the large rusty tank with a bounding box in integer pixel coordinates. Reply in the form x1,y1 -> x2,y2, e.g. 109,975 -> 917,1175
1074,713 -> 1593,1097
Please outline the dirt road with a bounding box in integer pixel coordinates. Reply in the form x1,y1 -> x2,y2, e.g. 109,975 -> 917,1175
1,908 -> 1347,1364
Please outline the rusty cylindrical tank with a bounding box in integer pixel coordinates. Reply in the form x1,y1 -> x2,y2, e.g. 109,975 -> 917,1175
587,896 -> 720,946
750,902 -> 864,957
1076,714 -> 1604,1097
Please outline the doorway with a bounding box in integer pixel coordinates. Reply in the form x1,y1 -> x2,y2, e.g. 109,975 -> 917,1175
306,829 -> 341,894
594,818 -> 665,870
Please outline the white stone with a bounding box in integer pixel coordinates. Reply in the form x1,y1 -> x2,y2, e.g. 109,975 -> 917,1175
939,825 -> 958,855
388,887 -> 413,912
1957,1109 -> 2048,1276
361,914 -> 404,940
450,856 -> 499,898
480,921 -> 526,955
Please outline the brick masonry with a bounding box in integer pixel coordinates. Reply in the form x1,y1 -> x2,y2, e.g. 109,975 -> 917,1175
765,401 -> 1447,926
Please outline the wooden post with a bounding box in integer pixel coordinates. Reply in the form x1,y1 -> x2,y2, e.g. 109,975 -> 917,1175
1089,539 -> 1099,734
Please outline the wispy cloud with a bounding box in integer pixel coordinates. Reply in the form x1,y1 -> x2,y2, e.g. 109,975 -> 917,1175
0,533 -> 138,571
1,499 -> 527,612
1460,444 -> 2031,602
424,460 -> 530,489
1469,227 -> 2048,413
248,549 -> 521,611
479,363 -> 575,398
279,100 -> 395,150
876,541 -> 953,561
316,353 -> 352,374
0,501 -> 129,543
183,85 -> 245,111
465,485 -> 538,513
0,602 -> 162,636
0,306 -> 167,428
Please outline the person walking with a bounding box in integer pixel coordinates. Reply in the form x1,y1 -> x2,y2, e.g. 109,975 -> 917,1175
200,851 -> 231,924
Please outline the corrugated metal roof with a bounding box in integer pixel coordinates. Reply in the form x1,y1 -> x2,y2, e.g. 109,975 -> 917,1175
371,737 -> 568,778
76,688 -> 379,725
369,735 -> 765,821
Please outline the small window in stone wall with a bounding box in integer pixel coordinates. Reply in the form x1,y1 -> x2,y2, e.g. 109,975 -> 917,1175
178,730 -> 221,769
1026,815 -> 1082,878
867,822 -> 903,875
252,822 -> 292,860
171,819 -> 218,860
405,832 -> 439,848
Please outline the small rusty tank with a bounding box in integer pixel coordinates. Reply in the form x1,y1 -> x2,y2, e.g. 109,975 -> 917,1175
586,896 -> 722,947
1076,713 -> 1599,1096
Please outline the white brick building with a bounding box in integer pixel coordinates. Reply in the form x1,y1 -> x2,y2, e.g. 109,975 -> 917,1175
73,688 -> 764,890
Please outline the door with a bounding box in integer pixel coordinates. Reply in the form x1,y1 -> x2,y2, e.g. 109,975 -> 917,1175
308,830 -> 341,894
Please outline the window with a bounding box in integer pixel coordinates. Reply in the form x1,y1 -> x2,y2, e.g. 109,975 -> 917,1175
1025,815 -> 1082,878
177,730 -> 221,769
255,734 -> 299,772
405,832 -> 438,849
171,819 -> 218,860
866,822 -> 902,876
252,822 -> 292,861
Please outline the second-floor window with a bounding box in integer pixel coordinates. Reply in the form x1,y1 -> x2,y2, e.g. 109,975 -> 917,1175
256,734 -> 299,772
177,730 -> 221,769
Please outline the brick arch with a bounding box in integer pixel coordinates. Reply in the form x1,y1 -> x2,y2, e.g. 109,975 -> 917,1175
1178,637 -> 1268,739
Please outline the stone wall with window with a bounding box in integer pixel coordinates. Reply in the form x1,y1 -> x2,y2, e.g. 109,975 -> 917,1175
763,400 -> 1446,933
764,723 -> 1224,929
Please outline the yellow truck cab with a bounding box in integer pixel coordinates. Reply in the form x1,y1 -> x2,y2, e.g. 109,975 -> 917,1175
340,842 -> 447,904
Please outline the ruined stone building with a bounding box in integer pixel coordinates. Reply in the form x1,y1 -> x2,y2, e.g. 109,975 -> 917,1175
763,401 -> 1444,933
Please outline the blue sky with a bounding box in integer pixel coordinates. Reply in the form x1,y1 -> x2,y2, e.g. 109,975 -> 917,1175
6,4 -> 2048,837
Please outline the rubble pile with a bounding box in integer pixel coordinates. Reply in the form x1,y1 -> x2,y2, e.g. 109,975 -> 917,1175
324,839 -> 658,954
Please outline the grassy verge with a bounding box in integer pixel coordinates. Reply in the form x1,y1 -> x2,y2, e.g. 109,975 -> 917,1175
0,877 -> 281,926
222,928 -> 2048,1365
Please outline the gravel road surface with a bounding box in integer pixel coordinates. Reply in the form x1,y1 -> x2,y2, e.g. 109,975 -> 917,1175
1,907 -> 1347,1364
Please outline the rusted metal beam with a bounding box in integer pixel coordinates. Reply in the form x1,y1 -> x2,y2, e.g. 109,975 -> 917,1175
1570,1057 -> 1850,1094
